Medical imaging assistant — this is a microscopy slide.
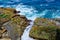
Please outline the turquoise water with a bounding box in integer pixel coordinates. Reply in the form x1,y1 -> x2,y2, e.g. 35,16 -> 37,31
0,0 -> 60,20
0,0 -> 60,40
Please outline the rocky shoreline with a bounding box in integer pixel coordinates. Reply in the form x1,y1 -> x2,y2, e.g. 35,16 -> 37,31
29,18 -> 60,40
0,7 -> 30,40
0,7 -> 60,40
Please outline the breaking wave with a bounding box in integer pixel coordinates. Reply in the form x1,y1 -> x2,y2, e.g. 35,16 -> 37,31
16,4 -> 60,21
0,0 -> 60,40
0,3 -> 60,20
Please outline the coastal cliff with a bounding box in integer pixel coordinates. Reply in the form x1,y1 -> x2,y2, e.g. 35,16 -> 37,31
0,7 -> 30,40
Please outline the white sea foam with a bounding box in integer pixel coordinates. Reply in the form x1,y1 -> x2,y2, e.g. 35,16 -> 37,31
16,4 -> 38,20
16,4 -> 38,40
0,4 -> 60,20
0,5 -> 4,7
0,3 -> 60,40
21,21 -> 35,40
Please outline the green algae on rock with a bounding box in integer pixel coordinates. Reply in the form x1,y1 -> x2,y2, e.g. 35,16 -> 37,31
9,15 -> 30,36
0,7 -> 19,38
3,15 -> 30,40
0,7 -> 19,25
0,7 -> 19,31
0,7 -> 30,40
29,18 -> 57,40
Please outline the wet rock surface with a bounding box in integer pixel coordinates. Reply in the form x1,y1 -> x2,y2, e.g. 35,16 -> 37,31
29,18 -> 60,40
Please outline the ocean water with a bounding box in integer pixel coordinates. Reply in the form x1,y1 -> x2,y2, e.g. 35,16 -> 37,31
0,0 -> 60,40
0,0 -> 60,20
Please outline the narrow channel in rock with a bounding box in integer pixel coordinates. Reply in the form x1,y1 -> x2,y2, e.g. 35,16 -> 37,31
21,21 -> 35,40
